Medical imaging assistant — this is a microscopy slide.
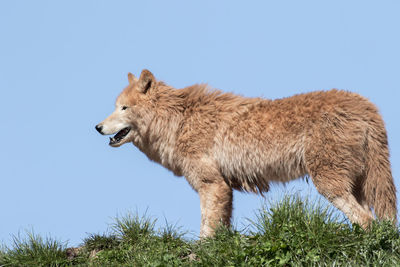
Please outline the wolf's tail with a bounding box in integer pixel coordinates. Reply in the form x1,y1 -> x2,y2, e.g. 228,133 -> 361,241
364,121 -> 397,222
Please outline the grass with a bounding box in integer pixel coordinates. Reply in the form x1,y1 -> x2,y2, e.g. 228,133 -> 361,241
0,231 -> 68,266
1,195 -> 400,266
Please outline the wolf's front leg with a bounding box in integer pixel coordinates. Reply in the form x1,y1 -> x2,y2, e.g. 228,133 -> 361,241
198,179 -> 233,238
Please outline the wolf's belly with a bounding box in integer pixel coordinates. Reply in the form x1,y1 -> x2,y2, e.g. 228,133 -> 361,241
213,138 -> 307,192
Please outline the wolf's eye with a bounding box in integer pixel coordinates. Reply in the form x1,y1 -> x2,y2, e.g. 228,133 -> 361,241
121,106 -> 128,110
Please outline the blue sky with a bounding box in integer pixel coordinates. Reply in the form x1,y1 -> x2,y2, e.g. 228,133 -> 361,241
0,1 -> 399,247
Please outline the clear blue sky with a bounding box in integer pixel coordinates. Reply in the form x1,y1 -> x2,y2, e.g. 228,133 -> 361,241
0,1 -> 399,247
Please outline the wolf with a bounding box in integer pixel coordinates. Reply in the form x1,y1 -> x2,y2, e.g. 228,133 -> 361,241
96,69 -> 397,237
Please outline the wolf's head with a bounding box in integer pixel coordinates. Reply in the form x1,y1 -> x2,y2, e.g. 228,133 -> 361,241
95,69 -> 157,147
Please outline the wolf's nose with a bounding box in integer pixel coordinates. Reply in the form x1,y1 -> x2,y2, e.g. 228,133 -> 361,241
95,125 -> 103,134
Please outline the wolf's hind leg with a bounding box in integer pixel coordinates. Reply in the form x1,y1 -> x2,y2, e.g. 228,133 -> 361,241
352,176 -> 374,218
198,179 -> 233,238
310,170 -> 374,229
331,194 -> 374,228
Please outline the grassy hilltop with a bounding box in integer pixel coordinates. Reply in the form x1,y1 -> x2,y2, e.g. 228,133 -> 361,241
1,196 -> 400,266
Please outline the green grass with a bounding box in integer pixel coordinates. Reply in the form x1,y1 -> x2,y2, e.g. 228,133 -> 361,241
0,231 -> 68,266
1,195 -> 400,266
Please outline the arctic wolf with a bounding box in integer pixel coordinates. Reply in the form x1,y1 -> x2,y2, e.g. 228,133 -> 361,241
96,69 -> 397,237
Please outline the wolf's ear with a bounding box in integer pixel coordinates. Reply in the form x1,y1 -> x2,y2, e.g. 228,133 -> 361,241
127,72 -> 138,84
138,69 -> 155,94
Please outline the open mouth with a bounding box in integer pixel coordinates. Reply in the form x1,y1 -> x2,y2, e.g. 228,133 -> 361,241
109,127 -> 131,146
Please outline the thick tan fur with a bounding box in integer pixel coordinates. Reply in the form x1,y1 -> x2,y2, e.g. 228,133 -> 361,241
96,70 -> 397,237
